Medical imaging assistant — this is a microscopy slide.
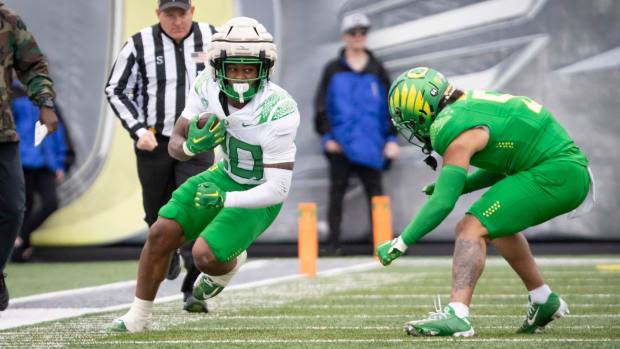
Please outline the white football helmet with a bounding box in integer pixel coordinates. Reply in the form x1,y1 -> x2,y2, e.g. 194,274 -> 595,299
207,17 -> 277,103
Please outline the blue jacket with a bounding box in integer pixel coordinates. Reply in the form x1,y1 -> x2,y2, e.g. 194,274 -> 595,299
13,94 -> 66,172
314,48 -> 396,170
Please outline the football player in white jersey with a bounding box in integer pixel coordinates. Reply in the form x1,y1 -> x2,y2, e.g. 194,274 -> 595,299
107,17 -> 299,333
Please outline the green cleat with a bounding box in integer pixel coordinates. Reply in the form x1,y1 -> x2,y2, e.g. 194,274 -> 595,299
105,319 -> 129,333
517,292 -> 569,334
193,275 -> 225,301
105,316 -> 151,333
404,304 -> 474,337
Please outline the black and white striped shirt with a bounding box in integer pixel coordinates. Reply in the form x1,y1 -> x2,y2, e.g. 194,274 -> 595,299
105,22 -> 215,140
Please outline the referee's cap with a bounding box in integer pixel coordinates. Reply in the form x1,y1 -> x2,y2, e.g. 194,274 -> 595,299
159,0 -> 191,11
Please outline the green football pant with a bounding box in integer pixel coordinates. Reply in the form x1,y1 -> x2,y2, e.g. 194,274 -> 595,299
468,159 -> 589,239
159,162 -> 282,262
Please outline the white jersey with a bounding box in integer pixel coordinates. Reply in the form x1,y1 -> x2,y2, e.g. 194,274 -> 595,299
182,70 -> 299,185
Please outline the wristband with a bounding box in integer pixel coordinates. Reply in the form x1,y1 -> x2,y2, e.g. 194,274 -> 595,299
393,235 -> 408,251
182,141 -> 196,157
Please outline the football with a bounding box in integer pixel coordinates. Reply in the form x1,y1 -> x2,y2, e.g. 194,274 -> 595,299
184,113 -> 216,137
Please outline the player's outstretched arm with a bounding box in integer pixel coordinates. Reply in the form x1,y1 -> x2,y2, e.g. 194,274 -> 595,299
374,165 -> 468,266
168,117 -> 192,161
396,128 -> 489,247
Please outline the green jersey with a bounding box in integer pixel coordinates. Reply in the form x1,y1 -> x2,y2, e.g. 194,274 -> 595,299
430,90 -> 587,174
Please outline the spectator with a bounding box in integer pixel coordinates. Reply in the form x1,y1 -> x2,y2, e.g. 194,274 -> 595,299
0,3 -> 59,311
105,0 -> 216,313
314,13 -> 400,255
10,81 -> 67,263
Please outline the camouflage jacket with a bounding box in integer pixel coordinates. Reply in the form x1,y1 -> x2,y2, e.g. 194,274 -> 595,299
0,3 -> 55,143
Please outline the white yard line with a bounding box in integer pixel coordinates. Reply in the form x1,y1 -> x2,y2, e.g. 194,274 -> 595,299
196,314 -> 620,319
3,325 -> 618,335
171,325 -> 620,331
219,303 -> 620,309
97,338 -> 620,344
392,257 -> 620,267
327,293 -> 619,299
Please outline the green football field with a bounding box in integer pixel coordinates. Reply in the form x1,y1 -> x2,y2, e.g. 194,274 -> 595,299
2,256 -> 619,348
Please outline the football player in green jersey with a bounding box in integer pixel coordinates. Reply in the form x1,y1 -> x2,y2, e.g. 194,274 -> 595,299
376,67 -> 593,337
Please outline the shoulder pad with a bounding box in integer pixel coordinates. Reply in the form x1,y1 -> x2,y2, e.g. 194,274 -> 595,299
430,108 -> 454,149
193,69 -> 213,93
257,91 -> 298,125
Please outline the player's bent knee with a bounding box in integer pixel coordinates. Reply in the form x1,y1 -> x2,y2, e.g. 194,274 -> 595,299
192,237 -> 218,272
148,218 -> 184,254
455,214 -> 488,239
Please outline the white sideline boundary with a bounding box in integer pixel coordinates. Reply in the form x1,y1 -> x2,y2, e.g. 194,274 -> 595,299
2,256 -> 618,330
95,261 -> 378,314
8,259 -> 272,305
0,260 -> 378,330
9,279 -> 139,305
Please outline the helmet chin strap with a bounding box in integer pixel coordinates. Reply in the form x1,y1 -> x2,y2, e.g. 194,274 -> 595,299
416,142 -> 438,171
233,83 -> 250,103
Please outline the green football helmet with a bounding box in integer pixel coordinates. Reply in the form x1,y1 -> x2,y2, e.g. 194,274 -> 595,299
388,67 -> 452,151
207,17 -> 277,103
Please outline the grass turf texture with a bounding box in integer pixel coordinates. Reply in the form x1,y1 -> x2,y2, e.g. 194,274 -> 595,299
4,261 -> 139,298
2,256 -> 619,348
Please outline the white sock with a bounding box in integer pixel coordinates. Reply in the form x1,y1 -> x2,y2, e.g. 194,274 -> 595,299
120,297 -> 153,332
529,284 -> 552,304
209,251 -> 247,286
448,302 -> 469,318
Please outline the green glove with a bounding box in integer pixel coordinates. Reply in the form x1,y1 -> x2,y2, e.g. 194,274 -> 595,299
185,114 -> 225,155
194,182 -> 226,209
375,236 -> 408,266
422,183 -> 435,196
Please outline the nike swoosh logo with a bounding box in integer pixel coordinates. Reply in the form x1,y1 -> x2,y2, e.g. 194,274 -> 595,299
204,191 -> 219,197
242,122 -> 255,127
192,136 -> 207,143
527,308 -> 539,325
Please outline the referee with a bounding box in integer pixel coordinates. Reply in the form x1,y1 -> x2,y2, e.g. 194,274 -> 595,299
105,0 -> 214,313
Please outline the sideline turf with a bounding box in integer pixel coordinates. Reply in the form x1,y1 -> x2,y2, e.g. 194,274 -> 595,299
1,256 -> 619,348
4,260 -> 139,298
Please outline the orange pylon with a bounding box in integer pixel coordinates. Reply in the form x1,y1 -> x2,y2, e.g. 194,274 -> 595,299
298,202 -> 318,276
